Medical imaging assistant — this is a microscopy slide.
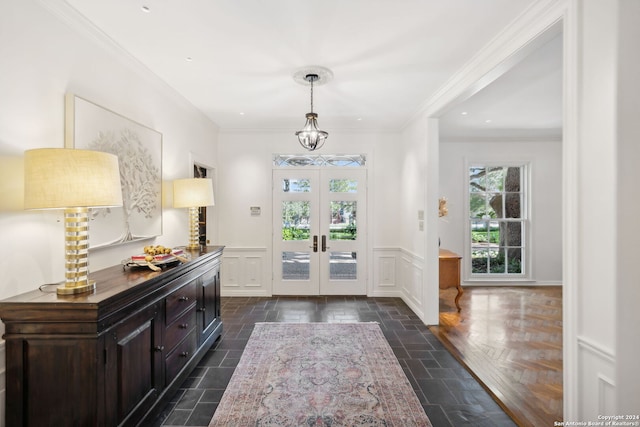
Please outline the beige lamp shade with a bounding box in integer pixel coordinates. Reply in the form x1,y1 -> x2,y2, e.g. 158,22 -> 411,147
24,148 -> 123,209
23,148 -> 122,295
173,178 -> 215,208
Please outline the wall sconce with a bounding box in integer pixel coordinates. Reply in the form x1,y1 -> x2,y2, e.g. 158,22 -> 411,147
24,148 -> 123,295
439,197 -> 449,218
173,178 -> 215,250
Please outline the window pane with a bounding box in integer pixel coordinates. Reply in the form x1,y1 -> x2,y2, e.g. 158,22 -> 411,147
329,179 -> 357,193
507,248 -> 523,273
486,167 -> 506,191
282,178 -> 310,193
505,193 -> 521,218
507,248 -> 522,274
282,252 -> 310,280
489,221 -> 500,244
469,167 -> 485,192
330,201 -> 357,240
469,194 -> 486,218
330,251 -> 357,280
282,201 -> 310,240
489,248 -> 506,273
505,222 -> 522,246
471,248 -> 488,273
471,230 -> 487,244
505,167 -> 521,192
485,193 -> 501,218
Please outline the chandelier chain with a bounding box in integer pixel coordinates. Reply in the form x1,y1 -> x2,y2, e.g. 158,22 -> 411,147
310,77 -> 314,113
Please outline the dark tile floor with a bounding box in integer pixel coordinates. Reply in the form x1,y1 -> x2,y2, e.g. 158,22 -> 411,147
154,296 -> 516,427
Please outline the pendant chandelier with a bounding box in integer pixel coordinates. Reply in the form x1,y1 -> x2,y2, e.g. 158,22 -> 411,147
295,72 -> 329,151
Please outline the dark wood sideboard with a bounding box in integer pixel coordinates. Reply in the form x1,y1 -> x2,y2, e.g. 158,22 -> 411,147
0,245 -> 224,427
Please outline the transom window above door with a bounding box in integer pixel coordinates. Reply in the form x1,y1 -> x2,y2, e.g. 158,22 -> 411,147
274,154 -> 366,167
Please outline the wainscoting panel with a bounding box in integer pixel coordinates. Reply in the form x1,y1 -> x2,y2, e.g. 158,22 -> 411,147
371,248 -> 425,320
371,248 -> 401,296
577,335 -> 616,420
221,248 -> 269,296
401,250 -> 424,315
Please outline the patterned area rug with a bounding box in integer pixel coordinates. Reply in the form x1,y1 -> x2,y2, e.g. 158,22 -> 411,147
209,322 -> 432,427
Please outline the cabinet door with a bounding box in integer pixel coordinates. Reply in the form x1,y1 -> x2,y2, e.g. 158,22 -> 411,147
198,262 -> 221,343
105,302 -> 163,426
5,338 -> 101,427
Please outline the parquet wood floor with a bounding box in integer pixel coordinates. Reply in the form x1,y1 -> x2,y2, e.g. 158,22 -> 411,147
429,286 -> 563,427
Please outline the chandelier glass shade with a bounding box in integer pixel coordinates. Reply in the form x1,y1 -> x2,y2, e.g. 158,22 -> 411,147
295,73 -> 328,151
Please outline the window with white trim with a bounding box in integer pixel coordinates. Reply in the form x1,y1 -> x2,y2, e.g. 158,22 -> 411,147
469,164 -> 527,276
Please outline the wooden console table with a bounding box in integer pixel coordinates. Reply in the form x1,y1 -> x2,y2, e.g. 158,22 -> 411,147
439,248 -> 463,311
0,246 -> 224,427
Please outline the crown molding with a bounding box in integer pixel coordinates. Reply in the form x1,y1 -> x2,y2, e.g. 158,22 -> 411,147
405,0 -> 568,127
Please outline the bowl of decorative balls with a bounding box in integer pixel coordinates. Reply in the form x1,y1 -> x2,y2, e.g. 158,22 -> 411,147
123,245 -> 190,271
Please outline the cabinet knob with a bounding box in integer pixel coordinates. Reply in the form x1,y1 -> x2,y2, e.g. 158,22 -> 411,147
179,296 -> 189,302
154,346 -> 165,352
180,351 -> 189,358
179,323 -> 189,329
197,307 -> 206,312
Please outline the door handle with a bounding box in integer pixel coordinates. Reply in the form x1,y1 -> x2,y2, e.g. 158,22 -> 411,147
310,235 -> 318,252
321,235 -> 329,252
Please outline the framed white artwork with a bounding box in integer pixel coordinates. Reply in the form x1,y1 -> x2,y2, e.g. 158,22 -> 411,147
65,93 -> 163,248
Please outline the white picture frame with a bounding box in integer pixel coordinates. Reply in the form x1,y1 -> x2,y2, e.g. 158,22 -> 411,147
65,93 -> 163,249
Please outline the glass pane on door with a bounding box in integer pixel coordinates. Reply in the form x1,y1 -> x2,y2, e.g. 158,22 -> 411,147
329,251 -> 357,280
329,179 -> 357,193
282,178 -> 310,193
282,251 -> 310,280
330,201 -> 357,241
282,201 -> 310,240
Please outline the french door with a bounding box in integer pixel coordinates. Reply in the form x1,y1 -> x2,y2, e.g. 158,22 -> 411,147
273,168 -> 367,295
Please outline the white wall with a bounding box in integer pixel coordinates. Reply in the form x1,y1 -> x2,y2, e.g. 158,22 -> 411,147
571,0 -> 640,419
615,0 -> 640,412
0,2 -> 219,424
217,130 -> 410,298
439,140 -> 562,284
0,0 -> 220,297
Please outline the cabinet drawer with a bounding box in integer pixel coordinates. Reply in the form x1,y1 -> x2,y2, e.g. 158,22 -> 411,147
165,329 -> 197,382
166,281 -> 197,325
165,307 -> 196,352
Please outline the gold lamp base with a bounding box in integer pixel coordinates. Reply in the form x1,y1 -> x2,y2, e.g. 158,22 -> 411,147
58,207 -> 95,296
185,206 -> 201,250
57,280 -> 96,295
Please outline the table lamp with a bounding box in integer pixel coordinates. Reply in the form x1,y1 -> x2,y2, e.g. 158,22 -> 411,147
173,178 -> 214,250
24,148 -> 123,295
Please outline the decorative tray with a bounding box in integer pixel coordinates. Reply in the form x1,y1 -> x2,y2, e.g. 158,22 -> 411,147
122,247 -> 190,271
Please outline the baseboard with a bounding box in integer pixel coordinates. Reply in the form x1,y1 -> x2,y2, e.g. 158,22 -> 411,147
221,289 -> 271,297
462,280 -> 562,287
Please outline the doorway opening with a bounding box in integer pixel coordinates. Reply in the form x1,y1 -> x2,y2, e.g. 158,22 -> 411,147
193,163 -> 216,246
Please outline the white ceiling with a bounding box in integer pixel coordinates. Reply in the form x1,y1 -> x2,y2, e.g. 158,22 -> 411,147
62,0 -> 561,138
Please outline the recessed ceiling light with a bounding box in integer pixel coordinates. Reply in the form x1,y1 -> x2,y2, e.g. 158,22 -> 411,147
185,57 -> 193,62
485,119 -> 492,123
239,112 -> 245,116
357,118 -> 362,121
141,5 -> 150,13
461,111 -> 468,115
